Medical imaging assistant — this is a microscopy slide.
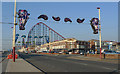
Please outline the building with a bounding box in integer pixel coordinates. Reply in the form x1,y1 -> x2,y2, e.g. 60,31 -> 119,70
89,39 -> 118,53
76,40 -> 90,54
38,38 -> 90,54
116,42 -> 120,51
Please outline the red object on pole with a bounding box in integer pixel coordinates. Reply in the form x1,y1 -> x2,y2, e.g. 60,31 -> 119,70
97,7 -> 100,9
7,53 -> 18,59
13,47 -> 15,62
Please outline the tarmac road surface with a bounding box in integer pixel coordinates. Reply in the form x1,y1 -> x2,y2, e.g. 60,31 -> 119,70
18,52 -> 119,73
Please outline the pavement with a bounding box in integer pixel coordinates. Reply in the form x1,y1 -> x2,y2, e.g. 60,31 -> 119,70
1,52 -> 41,73
5,58 -> 41,72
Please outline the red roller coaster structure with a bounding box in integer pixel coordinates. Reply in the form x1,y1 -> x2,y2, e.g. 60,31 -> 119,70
27,22 -> 65,47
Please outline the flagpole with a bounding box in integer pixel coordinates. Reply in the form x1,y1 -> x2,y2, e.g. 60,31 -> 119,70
12,0 -> 17,62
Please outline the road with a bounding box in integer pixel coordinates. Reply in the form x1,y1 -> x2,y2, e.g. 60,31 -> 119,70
18,52 -> 118,73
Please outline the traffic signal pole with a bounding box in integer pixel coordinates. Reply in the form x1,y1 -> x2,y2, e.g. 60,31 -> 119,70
97,7 -> 102,59
12,0 -> 17,62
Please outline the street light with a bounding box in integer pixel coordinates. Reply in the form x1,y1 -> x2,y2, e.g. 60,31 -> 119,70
12,0 -> 17,62
97,7 -> 102,59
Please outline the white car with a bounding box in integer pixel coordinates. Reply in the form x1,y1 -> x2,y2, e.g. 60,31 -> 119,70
59,52 -> 63,54
24,51 -> 28,54
80,52 -> 84,55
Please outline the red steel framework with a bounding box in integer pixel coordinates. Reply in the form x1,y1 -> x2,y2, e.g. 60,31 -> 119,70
27,22 -> 65,47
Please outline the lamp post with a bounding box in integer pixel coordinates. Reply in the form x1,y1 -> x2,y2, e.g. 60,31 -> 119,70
48,29 -> 51,53
97,7 -> 102,59
12,0 -> 17,62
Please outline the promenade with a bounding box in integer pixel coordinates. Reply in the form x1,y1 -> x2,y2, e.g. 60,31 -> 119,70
5,58 -> 41,72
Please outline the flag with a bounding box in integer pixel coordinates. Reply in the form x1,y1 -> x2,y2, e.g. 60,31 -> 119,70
18,10 -> 30,30
90,18 -> 99,34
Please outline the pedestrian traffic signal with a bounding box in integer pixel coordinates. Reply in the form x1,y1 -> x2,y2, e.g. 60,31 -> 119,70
90,18 -> 99,34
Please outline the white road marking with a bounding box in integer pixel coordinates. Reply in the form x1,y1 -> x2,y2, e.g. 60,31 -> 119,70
102,67 -> 112,70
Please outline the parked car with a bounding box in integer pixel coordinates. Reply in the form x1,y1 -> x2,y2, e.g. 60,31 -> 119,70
37,50 -> 42,53
89,51 -> 95,54
80,52 -> 84,55
54,51 -> 59,53
59,52 -> 63,54
31,50 -> 36,53
104,51 -> 117,54
24,51 -> 28,54
42,51 -> 47,53
114,51 -> 120,54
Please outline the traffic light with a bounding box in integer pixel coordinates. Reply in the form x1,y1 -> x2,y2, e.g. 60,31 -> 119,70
90,18 -> 99,34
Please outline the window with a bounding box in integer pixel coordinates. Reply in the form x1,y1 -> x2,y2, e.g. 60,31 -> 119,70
80,45 -> 85,48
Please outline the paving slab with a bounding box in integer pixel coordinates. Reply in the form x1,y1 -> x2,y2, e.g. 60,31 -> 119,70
6,58 -> 41,72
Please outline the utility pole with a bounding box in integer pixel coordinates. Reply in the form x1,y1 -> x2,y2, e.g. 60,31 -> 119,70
97,7 -> 102,59
12,0 -> 17,62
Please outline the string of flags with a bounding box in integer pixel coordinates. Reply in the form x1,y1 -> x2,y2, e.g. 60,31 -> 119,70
52,16 -> 60,21
38,14 -> 85,23
38,14 -> 99,34
17,9 -> 99,34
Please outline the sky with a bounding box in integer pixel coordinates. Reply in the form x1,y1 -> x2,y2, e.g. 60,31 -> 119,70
1,0 -> 119,2
1,2 -> 118,50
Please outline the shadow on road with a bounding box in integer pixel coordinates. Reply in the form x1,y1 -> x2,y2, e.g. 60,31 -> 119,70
18,52 -> 46,59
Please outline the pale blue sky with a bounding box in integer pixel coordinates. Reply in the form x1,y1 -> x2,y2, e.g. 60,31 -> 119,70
2,2 -> 118,50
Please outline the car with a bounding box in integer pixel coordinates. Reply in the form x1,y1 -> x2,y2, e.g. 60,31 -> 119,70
54,51 -> 59,53
116,52 -> 120,54
89,51 -> 95,54
80,52 -> 84,55
59,52 -> 63,54
104,51 -> 117,54
24,51 -> 28,54
42,51 -> 47,53
37,50 -> 42,53
31,50 -> 36,53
